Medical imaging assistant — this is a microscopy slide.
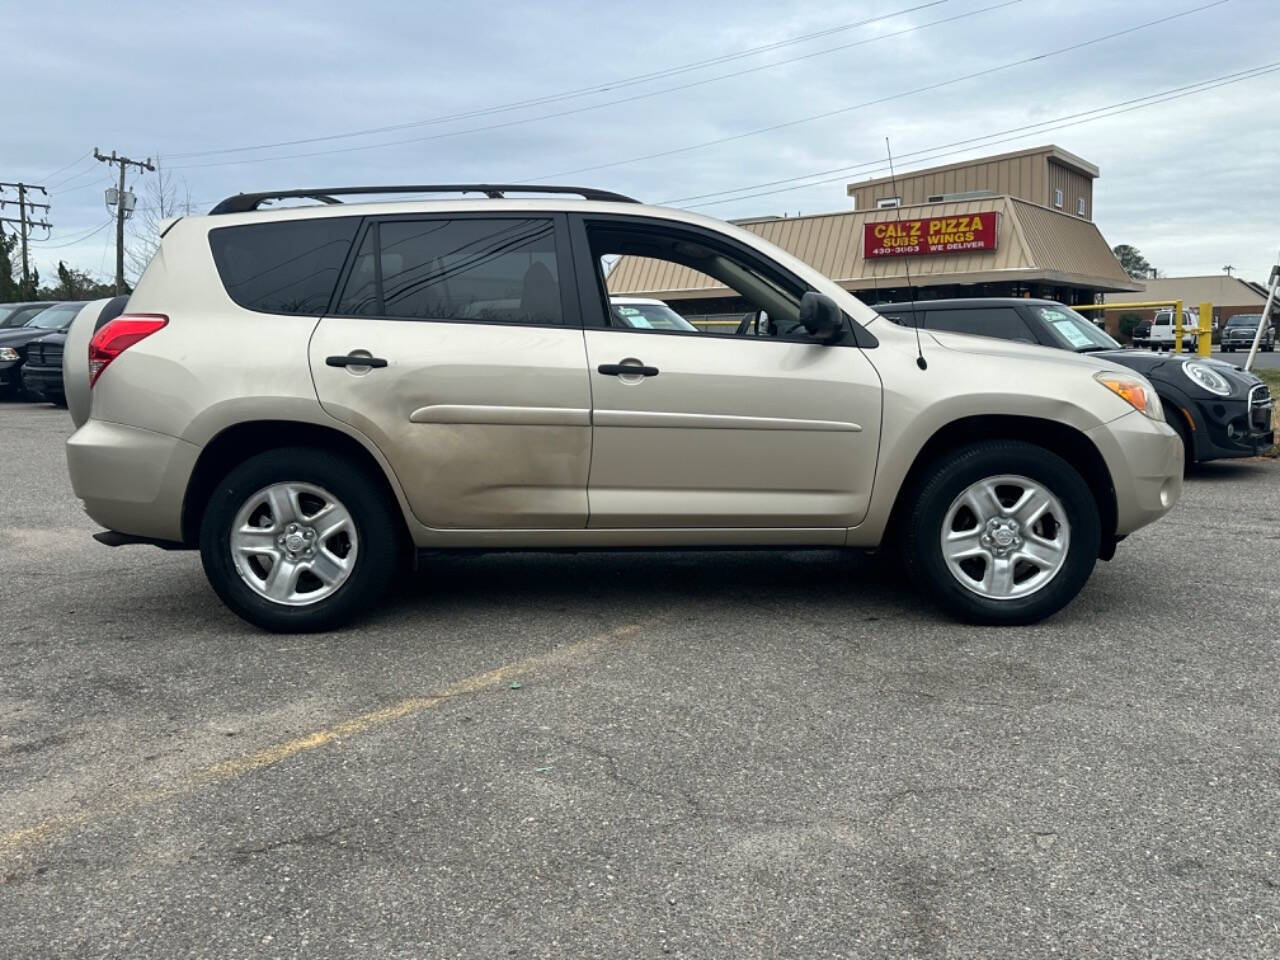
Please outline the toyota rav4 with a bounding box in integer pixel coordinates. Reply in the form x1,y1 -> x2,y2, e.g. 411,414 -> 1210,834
64,185 -> 1183,632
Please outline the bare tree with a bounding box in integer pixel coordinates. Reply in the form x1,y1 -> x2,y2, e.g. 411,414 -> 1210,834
126,162 -> 194,282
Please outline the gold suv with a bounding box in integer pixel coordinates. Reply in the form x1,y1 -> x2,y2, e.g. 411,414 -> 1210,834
64,185 -> 1182,632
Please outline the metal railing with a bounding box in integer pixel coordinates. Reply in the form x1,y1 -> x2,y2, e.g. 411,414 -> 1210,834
1073,299 -> 1212,357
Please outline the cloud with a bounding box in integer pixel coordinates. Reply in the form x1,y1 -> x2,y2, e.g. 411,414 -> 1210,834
9,0 -> 1278,285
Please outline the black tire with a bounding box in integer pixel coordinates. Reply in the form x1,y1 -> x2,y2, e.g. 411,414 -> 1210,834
199,446 -> 402,632
1166,409 -> 1194,473
902,440 -> 1101,626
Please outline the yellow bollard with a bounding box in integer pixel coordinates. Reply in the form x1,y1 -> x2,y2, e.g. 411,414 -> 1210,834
1198,301 -> 1212,357
1173,298 -> 1184,354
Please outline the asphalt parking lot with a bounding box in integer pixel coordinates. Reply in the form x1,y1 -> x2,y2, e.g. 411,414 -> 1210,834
1,400 -> 1278,959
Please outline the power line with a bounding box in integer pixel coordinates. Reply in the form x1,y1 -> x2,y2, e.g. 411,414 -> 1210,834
168,0 -> 1018,172
660,62 -> 1280,208
33,218 -> 115,250
47,161 -> 103,192
39,153 -> 92,183
534,0 -> 1229,181
681,68 -> 1280,209
165,1 -> 948,160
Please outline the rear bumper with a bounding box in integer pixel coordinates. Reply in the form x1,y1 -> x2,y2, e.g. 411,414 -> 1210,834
66,419 -> 200,542
1087,412 -> 1183,537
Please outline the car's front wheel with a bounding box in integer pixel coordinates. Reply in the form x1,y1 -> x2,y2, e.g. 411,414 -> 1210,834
199,447 -> 401,632
903,441 -> 1101,625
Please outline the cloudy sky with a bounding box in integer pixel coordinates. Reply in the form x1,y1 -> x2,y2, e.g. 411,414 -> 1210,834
7,0 -> 1278,287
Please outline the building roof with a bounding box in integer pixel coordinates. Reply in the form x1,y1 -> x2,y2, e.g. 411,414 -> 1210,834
605,195 -> 1139,300
843,144 -> 1099,197
1101,274 -> 1269,306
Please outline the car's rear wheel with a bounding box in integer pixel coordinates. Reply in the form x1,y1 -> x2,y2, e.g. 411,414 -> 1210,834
903,441 -> 1101,625
199,447 -> 401,632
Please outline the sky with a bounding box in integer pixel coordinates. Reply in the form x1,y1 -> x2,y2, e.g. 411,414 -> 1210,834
5,0 -> 1279,288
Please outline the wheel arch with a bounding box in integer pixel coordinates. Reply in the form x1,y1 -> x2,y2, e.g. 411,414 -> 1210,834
181,419 -> 411,549
883,414 -> 1119,558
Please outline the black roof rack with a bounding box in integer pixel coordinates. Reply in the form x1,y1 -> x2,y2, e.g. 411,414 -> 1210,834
208,184 -> 638,215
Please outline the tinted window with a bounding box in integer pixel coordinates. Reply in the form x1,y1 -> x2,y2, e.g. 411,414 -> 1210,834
338,218 -> 562,325
925,307 -> 1035,342
209,218 -> 359,315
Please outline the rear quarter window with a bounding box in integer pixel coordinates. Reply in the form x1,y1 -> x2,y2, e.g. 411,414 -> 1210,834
209,217 -> 360,315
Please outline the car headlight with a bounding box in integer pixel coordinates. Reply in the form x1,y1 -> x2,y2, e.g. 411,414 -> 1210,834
1181,360 -> 1232,397
0,347 -> 17,361
1095,371 -> 1164,421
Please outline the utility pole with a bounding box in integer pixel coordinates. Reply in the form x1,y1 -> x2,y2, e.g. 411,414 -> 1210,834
1223,264 -> 1235,277
0,181 -> 52,297
94,148 -> 153,294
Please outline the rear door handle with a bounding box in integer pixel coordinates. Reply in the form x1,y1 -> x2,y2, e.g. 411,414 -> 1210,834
598,363 -> 659,377
326,354 -> 388,368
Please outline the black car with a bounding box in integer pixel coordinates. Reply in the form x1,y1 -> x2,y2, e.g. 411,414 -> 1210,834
22,331 -> 70,405
0,301 -> 88,398
21,298 -> 129,406
874,298 -> 1274,467
0,301 -> 57,329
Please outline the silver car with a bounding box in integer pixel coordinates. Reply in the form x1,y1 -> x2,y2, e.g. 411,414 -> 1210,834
64,185 -> 1182,632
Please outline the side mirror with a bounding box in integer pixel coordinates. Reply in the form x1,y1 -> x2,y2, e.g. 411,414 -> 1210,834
798,292 -> 845,342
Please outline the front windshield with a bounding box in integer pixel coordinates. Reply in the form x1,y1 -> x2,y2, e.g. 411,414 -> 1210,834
1033,305 -> 1121,351
1,304 -> 47,328
23,303 -> 81,330
1226,315 -> 1260,329
610,300 -> 697,332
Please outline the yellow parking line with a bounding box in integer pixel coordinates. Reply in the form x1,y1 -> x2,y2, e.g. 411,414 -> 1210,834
0,621 -> 645,863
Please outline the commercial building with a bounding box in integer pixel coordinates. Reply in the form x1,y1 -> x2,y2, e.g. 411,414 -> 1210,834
607,145 -> 1140,319
1100,274 -> 1275,329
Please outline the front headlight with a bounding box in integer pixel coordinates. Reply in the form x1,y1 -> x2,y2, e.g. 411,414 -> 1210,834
1181,360 -> 1232,397
1094,371 -> 1164,421
0,347 -> 17,361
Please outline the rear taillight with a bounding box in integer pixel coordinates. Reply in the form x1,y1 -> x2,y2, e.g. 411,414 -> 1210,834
88,314 -> 168,388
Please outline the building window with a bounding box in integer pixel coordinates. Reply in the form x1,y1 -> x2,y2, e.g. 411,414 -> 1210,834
1077,197 -> 1087,217
876,197 -> 901,209
1053,188 -> 1064,209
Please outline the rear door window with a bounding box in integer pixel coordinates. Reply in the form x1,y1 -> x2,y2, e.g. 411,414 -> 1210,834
336,217 -> 564,326
209,217 -> 361,315
925,307 -> 1036,342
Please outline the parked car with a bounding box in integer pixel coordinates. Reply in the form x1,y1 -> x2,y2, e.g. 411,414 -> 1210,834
1130,318 -> 1151,347
0,301 -> 87,398
1147,307 -> 1199,351
65,184 -> 1181,632
0,301 -> 57,329
876,298 -> 1273,468
1220,313 -> 1275,353
19,298 -> 128,406
609,296 -> 698,331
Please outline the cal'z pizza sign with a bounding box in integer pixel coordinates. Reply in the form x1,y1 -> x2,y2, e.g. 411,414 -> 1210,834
865,212 -> 999,258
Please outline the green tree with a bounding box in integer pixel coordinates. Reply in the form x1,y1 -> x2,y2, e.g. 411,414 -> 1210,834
0,232 -> 19,302
1112,244 -> 1155,281
36,261 -> 120,300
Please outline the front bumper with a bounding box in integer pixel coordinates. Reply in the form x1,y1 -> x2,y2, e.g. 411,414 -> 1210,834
1087,411 -> 1183,537
66,419 -> 200,543
0,359 -> 20,388
1183,388 -> 1274,460
21,364 -> 64,399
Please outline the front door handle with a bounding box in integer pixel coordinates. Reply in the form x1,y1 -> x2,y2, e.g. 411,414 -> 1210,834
598,362 -> 659,377
326,354 -> 388,369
